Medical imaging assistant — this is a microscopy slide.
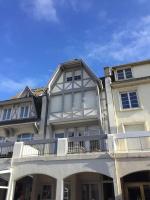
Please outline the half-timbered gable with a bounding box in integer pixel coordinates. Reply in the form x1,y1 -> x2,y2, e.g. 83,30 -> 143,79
47,59 -> 102,123
0,87 -> 43,141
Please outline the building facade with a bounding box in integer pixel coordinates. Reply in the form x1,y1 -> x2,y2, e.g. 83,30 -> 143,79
0,59 -> 149,200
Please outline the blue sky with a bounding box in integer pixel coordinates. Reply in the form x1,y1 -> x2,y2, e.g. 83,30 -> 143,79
0,0 -> 150,100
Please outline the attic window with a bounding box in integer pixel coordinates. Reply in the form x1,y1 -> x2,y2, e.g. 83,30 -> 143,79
20,106 -> 29,118
66,72 -> 73,82
2,108 -> 11,121
117,68 -> 133,80
74,70 -> 81,81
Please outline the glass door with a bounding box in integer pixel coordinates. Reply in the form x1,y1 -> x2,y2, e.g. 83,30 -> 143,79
127,186 -> 142,200
41,185 -> 52,200
81,183 -> 99,200
126,183 -> 150,200
143,184 -> 150,200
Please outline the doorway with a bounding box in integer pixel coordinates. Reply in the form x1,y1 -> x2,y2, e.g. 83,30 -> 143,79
125,183 -> 150,200
81,183 -> 99,200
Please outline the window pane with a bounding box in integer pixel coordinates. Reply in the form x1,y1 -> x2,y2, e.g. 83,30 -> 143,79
20,107 -> 24,118
55,133 -> 64,138
66,72 -> 72,82
73,93 -> 82,110
3,109 -> 7,120
51,95 -> 62,112
84,91 -> 97,109
117,70 -> 124,80
64,94 -> 72,112
17,133 -> 33,141
7,109 -> 11,119
121,93 -> 130,109
24,106 -> 29,117
129,92 -> 139,108
125,68 -> 132,79
74,70 -> 81,80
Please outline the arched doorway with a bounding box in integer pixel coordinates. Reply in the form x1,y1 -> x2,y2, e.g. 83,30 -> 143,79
64,172 -> 115,200
122,171 -> 150,200
14,174 -> 56,200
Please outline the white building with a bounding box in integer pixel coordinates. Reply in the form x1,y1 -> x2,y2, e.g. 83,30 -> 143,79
0,59 -> 149,200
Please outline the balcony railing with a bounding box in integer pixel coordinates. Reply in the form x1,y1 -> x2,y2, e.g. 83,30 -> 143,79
22,139 -> 57,156
0,141 -> 14,158
114,132 -> 150,152
68,134 -> 107,154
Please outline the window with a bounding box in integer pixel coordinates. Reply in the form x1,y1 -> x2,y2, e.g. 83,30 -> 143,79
84,91 -> 97,109
74,70 -> 81,81
55,133 -> 64,138
68,132 -> 74,137
20,106 -> 29,118
120,91 -> 139,109
66,72 -> 73,82
2,108 -> 11,120
64,94 -> 72,112
17,133 -> 33,141
0,137 -> 5,143
117,68 -> 133,80
50,95 -> 62,112
73,92 -> 82,110
124,123 -> 145,132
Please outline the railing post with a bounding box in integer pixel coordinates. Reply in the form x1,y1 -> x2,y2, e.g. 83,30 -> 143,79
85,140 -> 90,152
12,142 -> 24,159
6,172 -> 16,200
57,138 -> 68,156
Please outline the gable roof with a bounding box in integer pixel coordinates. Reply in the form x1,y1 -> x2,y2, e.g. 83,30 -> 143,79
11,87 -> 46,99
47,59 -> 102,91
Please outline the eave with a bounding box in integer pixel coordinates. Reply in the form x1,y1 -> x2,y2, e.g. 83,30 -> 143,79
111,76 -> 150,88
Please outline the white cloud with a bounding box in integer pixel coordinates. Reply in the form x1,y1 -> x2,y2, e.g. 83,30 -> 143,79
60,0 -> 92,12
85,15 -> 150,63
21,0 -> 58,22
0,76 -> 38,93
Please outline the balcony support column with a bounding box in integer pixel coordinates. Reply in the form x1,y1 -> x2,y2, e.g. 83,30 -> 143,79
56,179 -> 63,200
113,159 -> 123,200
6,172 -> 16,200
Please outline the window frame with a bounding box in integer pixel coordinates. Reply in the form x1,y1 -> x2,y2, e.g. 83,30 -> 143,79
116,67 -> 133,81
119,90 -> 140,110
20,105 -> 29,119
2,107 -> 12,121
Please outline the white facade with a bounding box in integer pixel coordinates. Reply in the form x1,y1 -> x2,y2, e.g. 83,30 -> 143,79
0,59 -> 149,200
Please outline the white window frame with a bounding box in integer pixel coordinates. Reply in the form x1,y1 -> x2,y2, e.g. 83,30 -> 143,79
119,90 -> 140,110
2,107 -> 12,121
116,67 -> 133,81
19,105 -> 29,119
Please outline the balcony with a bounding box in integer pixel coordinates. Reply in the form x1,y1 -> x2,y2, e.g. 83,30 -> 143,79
1,134 -> 106,161
111,132 -> 150,155
0,132 -> 150,160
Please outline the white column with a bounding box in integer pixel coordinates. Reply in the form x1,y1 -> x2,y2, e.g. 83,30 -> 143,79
56,179 -> 63,200
113,159 -> 123,200
6,173 -> 16,200
105,76 -> 117,134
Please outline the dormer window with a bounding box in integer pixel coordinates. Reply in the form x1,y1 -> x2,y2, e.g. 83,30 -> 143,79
2,108 -> 11,121
117,68 -> 133,80
20,106 -> 29,118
